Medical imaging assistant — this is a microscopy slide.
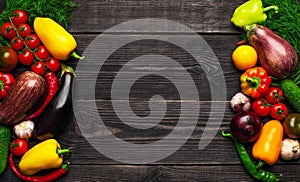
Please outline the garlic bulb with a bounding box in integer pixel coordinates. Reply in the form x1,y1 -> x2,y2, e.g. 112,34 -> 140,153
230,92 -> 251,113
13,120 -> 35,139
280,138 -> 300,161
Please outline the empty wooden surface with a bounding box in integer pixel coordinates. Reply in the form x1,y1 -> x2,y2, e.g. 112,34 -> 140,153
1,0 -> 299,181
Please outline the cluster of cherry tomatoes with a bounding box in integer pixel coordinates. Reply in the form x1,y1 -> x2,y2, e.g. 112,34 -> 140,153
1,10 -> 60,75
251,86 -> 288,120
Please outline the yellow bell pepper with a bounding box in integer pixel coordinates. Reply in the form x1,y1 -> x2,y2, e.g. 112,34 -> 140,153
252,120 -> 283,167
18,139 -> 70,175
33,17 -> 82,60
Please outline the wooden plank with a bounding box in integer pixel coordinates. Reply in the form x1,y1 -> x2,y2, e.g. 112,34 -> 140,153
1,164 -> 297,182
70,0 -> 245,33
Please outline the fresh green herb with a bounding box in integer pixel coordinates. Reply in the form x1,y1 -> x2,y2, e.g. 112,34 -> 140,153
262,0 -> 300,61
0,0 -> 76,46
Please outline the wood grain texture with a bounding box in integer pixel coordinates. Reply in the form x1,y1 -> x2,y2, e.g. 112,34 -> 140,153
1,0 -> 300,181
70,0 -> 245,33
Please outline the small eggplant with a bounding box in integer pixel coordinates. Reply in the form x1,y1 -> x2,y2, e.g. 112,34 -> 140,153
246,25 -> 298,79
33,64 -> 75,140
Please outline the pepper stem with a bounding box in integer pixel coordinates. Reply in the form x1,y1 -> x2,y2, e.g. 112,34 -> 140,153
246,77 -> 261,89
263,5 -> 279,14
256,160 -> 264,169
61,163 -> 69,170
71,51 -> 84,60
57,148 -> 71,155
221,131 -> 232,138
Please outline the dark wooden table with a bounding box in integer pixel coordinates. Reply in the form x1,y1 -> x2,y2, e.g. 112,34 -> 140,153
1,0 -> 300,181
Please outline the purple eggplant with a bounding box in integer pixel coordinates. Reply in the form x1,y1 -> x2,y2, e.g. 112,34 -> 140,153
230,111 -> 262,143
0,71 -> 47,125
33,64 -> 75,140
247,25 -> 298,79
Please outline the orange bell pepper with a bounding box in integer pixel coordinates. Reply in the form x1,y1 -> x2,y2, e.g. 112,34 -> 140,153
240,67 -> 272,99
252,120 -> 283,167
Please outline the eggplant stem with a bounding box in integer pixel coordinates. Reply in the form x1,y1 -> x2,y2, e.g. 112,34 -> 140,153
60,63 -> 75,78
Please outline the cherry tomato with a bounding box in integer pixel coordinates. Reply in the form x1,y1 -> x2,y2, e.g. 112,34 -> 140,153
270,103 -> 288,120
0,46 -> 19,72
17,23 -> 31,37
10,138 -> 28,156
31,61 -> 46,75
10,37 -> 24,51
11,10 -> 28,25
1,22 -> 16,39
252,98 -> 271,117
265,87 -> 284,104
35,45 -> 50,61
24,34 -> 40,50
46,57 -> 61,72
19,49 -> 35,65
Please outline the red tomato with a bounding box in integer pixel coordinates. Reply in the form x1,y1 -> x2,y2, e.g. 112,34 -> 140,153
10,37 -> 24,51
265,87 -> 284,104
10,139 -> 28,156
24,34 -> 40,50
11,10 -> 28,25
19,49 -> 35,65
17,23 -> 31,37
270,103 -> 288,120
35,45 -> 50,61
31,61 -> 46,75
46,57 -> 61,72
252,98 -> 271,117
1,22 -> 16,39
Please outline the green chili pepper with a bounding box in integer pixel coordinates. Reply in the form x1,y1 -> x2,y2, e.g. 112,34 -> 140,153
222,131 -> 282,182
231,0 -> 279,28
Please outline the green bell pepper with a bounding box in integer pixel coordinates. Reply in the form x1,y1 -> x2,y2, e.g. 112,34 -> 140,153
231,0 -> 279,28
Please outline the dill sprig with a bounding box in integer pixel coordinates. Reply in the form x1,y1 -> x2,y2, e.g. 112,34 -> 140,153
0,0 -> 76,46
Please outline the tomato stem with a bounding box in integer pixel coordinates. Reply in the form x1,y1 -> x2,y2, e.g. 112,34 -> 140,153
8,17 -> 46,64
0,80 -> 4,90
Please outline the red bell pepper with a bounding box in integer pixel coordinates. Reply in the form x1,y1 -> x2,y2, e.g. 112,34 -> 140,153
0,72 -> 14,100
240,67 -> 272,99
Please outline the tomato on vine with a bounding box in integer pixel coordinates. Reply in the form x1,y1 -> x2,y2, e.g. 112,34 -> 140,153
270,103 -> 288,120
10,37 -> 24,51
265,87 -> 284,104
1,22 -> 16,39
24,34 -> 40,49
17,23 -> 31,38
35,45 -> 50,61
19,49 -> 35,66
11,10 -> 28,25
31,61 -> 46,75
46,57 -> 61,72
